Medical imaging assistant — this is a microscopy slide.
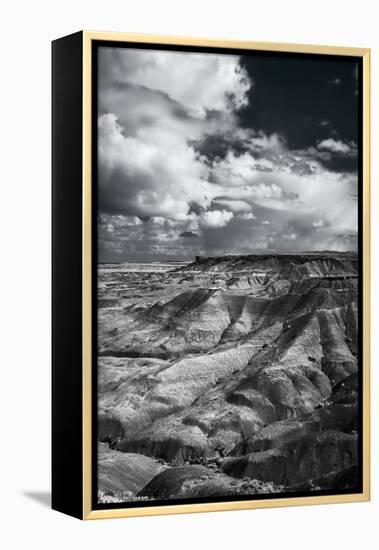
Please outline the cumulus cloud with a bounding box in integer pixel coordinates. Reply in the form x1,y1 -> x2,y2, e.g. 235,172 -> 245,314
99,47 -> 251,119
317,138 -> 355,155
239,212 -> 256,220
97,46 -> 358,261
212,199 -> 252,213
98,113 -> 212,220
98,48 -> 253,226
199,209 -> 234,228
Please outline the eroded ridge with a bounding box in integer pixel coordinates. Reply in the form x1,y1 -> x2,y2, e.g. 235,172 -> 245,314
97,253 -> 359,502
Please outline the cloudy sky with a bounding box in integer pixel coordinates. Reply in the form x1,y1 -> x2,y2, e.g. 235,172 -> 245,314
97,45 -> 359,262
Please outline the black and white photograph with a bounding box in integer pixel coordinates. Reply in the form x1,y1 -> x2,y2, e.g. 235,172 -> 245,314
95,43 -> 362,506
3,0 -> 377,542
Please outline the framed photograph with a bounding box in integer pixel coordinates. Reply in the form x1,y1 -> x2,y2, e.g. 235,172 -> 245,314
52,31 -> 370,520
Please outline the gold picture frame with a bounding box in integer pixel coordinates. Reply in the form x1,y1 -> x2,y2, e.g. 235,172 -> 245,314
52,31 -> 370,520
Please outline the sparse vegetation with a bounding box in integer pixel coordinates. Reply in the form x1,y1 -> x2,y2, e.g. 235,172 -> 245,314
98,490 -> 153,504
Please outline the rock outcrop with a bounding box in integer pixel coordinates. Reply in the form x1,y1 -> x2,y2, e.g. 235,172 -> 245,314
97,442 -> 167,501
138,465 -> 279,499
221,431 -> 358,486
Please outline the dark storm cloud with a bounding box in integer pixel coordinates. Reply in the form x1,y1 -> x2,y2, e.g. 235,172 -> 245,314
97,46 -> 359,262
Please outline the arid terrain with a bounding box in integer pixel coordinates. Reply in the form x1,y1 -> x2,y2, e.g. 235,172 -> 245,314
97,252 -> 359,503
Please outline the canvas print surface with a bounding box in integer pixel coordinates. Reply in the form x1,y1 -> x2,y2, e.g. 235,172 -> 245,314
96,44 -> 361,506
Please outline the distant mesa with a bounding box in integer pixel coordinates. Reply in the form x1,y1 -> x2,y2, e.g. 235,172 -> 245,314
186,251 -> 358,278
